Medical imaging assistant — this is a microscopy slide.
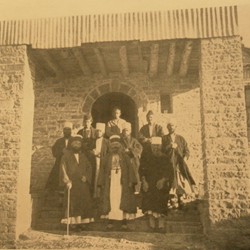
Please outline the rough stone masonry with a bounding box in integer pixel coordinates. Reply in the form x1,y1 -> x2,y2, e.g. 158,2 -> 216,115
0,45 -> 34,242
200,36 -> 250,245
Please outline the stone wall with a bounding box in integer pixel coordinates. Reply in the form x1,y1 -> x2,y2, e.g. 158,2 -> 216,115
0,45 -> 34,243
31,73 -> 203,196
200,36 -> 250,246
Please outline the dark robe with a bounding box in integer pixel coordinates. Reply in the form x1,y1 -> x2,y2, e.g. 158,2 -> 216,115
121,136 -> 143,193
60,150 -> 94,219
45,136 -> 72,192
91,137 -> 110,197
98,149 -> 138,215
162,134 -> 196,191
140,153 -> 172,215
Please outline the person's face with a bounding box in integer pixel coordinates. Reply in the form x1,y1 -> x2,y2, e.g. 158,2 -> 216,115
96,129 -> 104,138
147,114 -> 154,124
71,141 -> 82,152
122,129 -> 131,137
151,144 -> 162,157
167,123 -> 176,134
113,109 -> 121,119
63,127 -> 71,138
84,119 -> 92,128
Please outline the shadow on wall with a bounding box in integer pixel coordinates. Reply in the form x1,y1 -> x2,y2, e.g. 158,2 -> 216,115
30,146 -> 54,194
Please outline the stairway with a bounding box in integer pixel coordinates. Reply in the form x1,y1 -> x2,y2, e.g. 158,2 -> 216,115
33,192 -> 204,235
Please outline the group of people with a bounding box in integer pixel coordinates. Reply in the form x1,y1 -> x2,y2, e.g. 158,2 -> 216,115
45,107 -> 197,232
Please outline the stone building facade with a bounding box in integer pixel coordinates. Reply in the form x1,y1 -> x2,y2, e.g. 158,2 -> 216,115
0,5 -> 249,247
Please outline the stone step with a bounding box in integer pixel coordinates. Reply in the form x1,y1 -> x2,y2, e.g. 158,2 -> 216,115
39,209 -> 201,222
34,218 -> 203,234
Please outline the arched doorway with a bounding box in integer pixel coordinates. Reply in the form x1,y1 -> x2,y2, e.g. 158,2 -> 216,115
91,92 -> 138,137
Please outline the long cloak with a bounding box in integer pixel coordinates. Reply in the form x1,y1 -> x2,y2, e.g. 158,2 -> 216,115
162,134 -> 196,194
92,137 -> 109,198
45,136 -> 72,191
98,150 -> 137,216
120,136 -> 143,193
60,150 -> 94,221
140,153 -> 172,215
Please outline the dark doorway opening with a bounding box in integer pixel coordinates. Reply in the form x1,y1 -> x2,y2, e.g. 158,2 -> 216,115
91,92 -> 138,137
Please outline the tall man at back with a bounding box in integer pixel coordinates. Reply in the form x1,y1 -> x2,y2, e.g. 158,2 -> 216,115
106,107 -> 127,138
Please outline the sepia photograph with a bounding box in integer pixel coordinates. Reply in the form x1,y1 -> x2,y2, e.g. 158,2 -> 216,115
0,0 -> 250,249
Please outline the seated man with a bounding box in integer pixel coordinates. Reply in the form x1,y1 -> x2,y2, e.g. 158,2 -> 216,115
106,107 -> 127,138
162,119 -> 197,209
45,121 -> 73,194
140,137 -> 172,232
121,122 -> 143,194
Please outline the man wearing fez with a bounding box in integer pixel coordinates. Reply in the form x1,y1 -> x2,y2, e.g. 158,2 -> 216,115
121,122 -> 143,194
139,110 -> 164,166
60,135 -> 94,232
98,135 -> 137,230
140,137 -> 172,232
45,121 -> 73,193
106,107 -> 127,138
91,123 -> 109,199
77,114 -> 96,151
162,119 -> 197,209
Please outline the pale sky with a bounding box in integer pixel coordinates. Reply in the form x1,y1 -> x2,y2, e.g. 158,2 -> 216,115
0,0 -> 250,46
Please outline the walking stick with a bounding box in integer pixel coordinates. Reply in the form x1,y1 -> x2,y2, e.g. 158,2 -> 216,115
66,187 -> 70,236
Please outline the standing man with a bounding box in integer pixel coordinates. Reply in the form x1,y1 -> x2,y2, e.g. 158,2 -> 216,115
77,114 -> 96,151
92,122 -> 109,199
140,137 -> 172,232
138,110 -> 164,163
106,107 -> 127,138
98,135 -> 137,230
45,121 -> 73,193
162,119 -> 197,209
121,122 -> 143,194
60,135 -> 94,232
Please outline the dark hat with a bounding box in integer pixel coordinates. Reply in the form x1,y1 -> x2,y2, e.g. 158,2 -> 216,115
146,110 -> 154,117
69,135 -> 83,145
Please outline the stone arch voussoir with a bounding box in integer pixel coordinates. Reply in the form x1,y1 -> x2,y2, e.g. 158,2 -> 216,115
82,82 -> 148,114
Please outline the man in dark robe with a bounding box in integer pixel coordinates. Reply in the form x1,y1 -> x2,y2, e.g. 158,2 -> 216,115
138,110 -> 164,175
106,107 -> 127,138
98,135 -> 137,230
91,123 -> 109,199
45,121 -> 73,193
140,137 -> 172,232
60,135 -> 94,232
162,119 -> 197,209
121,122 -> 143,194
